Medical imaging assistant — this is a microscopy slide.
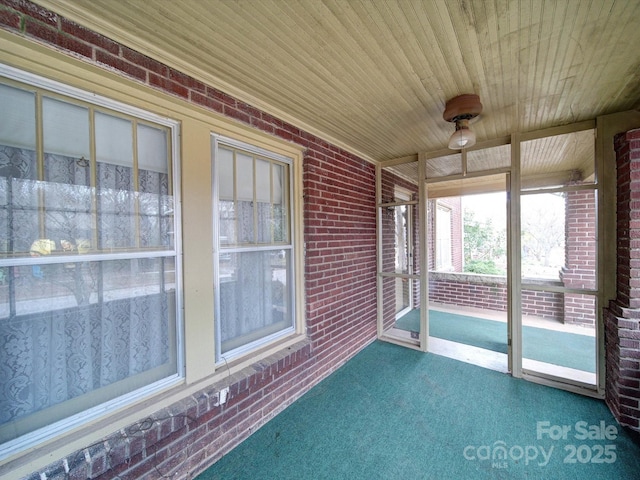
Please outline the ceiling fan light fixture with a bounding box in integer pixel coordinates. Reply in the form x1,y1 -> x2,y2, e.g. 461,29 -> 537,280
443,94 -> 482,150
448,118 -> 476,149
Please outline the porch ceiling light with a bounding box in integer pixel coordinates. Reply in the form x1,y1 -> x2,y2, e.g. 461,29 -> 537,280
443,94 -> 483,150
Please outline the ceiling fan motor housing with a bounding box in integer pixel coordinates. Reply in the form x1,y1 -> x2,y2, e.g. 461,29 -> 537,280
443,94 -> 483,123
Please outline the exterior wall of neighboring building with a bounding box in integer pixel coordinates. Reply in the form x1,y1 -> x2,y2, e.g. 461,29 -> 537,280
427,197 -> 462,272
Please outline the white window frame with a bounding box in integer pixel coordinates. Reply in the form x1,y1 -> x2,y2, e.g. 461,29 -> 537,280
0,63 -> 184,460
435,202 -> 453,271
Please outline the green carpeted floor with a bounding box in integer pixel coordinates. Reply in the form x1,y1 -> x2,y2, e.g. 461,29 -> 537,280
395,309 -> 595,373
196,341 -> 640,480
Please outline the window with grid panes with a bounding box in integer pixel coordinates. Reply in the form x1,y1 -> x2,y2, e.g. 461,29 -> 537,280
212,136 -> 294,361
0,69 -> 181,452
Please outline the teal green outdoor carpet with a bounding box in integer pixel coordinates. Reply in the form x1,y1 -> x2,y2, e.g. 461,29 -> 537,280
395,309 -> 595,373
196,341 -> 640,480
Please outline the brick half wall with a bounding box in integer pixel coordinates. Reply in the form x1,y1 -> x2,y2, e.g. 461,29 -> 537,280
428,272 -> 564,321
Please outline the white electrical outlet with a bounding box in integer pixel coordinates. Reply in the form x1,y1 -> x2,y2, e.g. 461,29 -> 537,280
213,386 -> 230,406
219,387 -> 229,405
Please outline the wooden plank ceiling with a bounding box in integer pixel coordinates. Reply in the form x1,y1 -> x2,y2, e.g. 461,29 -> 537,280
35,0 -> 640,171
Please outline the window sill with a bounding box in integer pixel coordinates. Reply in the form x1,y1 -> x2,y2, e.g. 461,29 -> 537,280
216,333 -> 310,382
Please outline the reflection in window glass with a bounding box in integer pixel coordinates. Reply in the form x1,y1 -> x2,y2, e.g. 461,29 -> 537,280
0,76 -> 179,447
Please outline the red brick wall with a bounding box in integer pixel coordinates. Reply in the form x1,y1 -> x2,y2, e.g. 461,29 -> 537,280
605,128 -> 640,432
0,2 -> 378,478
304,146 -> 377,359
561,190 -> 597,325
522,288 -> 564,320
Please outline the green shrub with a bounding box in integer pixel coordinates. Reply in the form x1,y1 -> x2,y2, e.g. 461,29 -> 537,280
465,259 -> 501,275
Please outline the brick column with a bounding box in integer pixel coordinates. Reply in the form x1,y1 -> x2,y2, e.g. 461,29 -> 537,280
561,190 -> 597,325
604,128 -> 640,431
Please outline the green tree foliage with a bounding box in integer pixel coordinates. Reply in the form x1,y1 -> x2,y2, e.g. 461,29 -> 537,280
464,209 -> 506,274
